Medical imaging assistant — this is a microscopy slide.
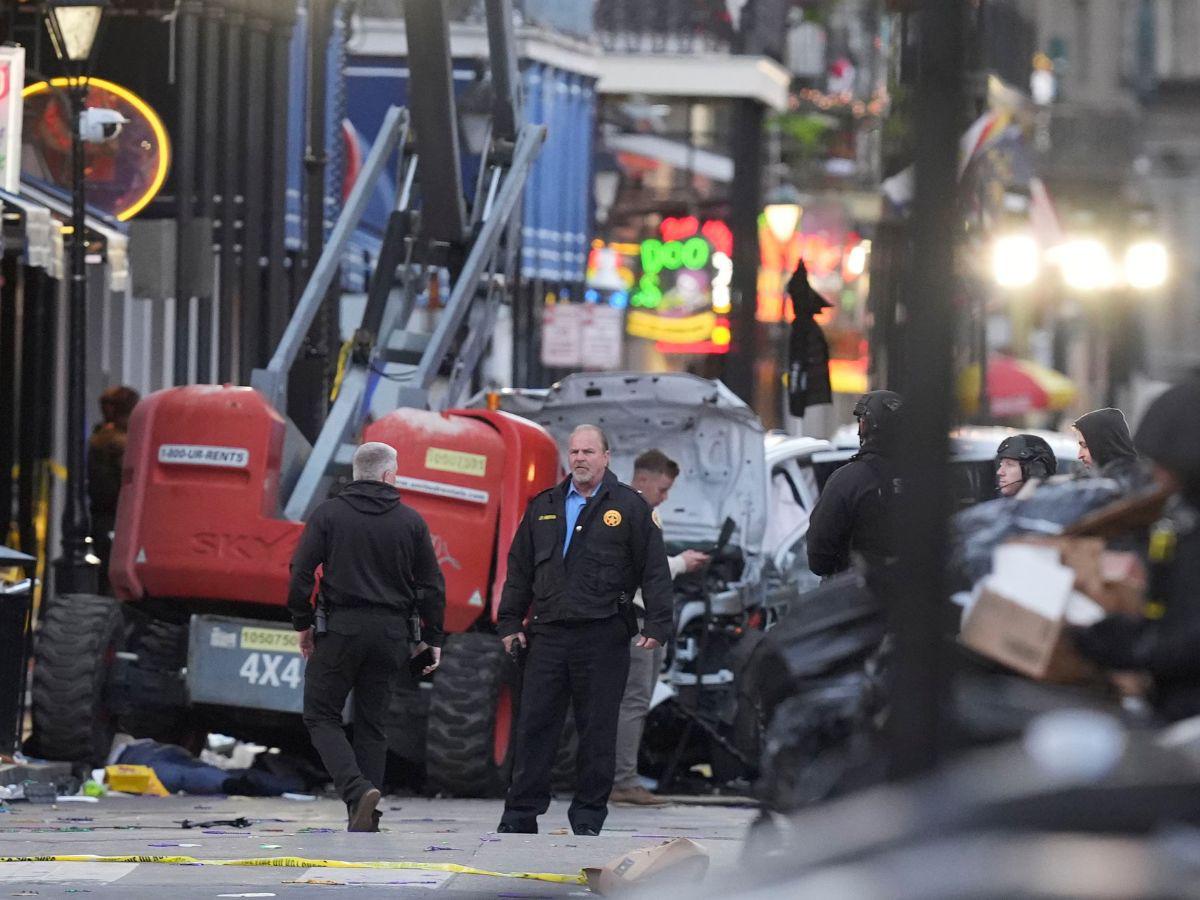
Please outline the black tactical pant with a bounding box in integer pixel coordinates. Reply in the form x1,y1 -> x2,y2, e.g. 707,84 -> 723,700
500,615 -> 632,834
302,609 -> 406,807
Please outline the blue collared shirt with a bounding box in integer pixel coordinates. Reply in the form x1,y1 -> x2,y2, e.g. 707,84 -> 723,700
563,481 -> 588,556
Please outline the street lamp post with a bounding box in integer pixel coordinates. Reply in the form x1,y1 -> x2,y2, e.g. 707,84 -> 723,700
43,0 -> 108,596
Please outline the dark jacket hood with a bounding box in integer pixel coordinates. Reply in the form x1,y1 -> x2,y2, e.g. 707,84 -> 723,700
1074,408 -> 1137,469
856,390 -> 903,455
1136,379 -> 1200,500
336,479 -> 401,515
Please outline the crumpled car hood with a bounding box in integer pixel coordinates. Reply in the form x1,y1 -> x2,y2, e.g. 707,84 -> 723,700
479,372 -> 767,557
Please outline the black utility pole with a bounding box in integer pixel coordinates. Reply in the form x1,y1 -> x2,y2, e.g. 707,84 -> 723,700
43,0 -> 109,596
60,74 -> 97,593
238,0 -> 270,381
219,0 -> 244,382
196,0 -> 223,384
727,99 -> 764,407
724,2 -> 763,408
289,0 -> 336,440
265,0 -> 296,350
174,0 -> 202,385
303,0 -> 332,283
888,0 -> 967,780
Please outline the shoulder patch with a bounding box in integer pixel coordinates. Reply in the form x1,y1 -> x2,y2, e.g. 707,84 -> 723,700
651,509 -> 663,529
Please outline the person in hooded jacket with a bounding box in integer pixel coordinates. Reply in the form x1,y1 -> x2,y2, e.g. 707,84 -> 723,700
1073,407 -> 1143,488
808,390 -> 903,577
1071,378 -> 1200,722
288,441 -> 446,832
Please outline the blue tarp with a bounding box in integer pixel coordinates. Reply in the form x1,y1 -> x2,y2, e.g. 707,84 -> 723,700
520,65 -> 594,285
342,56 -> 595,288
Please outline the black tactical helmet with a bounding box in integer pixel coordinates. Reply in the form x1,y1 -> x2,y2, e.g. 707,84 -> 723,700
853,390 -> 903,436
996,434 -> 1057,481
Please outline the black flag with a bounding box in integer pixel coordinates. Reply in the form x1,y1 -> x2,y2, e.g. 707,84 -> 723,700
786,260 -> 833,417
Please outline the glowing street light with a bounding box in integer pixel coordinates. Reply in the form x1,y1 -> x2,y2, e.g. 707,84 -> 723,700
991,233 -> 1039,288
764,184 -> 804,244
1055,238 -> 1117,292
1124,239 -> 1169,291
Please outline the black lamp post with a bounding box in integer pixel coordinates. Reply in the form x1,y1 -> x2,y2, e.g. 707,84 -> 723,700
44,0 -> 108,596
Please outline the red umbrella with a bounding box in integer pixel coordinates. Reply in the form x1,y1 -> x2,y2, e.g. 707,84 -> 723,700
959,355 -> 1077,417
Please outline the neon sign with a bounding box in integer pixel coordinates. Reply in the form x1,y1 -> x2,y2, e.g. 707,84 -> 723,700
23,77 -> 170,221
632,236 -> 711,309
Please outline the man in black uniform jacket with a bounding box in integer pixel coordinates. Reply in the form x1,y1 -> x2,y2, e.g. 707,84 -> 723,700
808,390 -> 904,577
496,424 -> 674,835
288,441 -> 445,832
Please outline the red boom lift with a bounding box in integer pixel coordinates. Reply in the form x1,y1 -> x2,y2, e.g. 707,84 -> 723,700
31,0 -> 559,797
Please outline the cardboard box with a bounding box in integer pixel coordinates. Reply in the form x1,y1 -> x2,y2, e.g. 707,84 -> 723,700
961,587 -> 1097,683
583,838 -> 709,895
960,543 -> 1102,684
1011,536 -> 1106,599
1010,537 -> 1146,618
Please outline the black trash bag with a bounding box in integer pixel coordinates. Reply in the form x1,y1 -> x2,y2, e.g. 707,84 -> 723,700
737,572 -> 884,742
951,657 -> 1126,748
951,477 -> 1125,587
755,664 -> 889,813
738,570 -> 890,810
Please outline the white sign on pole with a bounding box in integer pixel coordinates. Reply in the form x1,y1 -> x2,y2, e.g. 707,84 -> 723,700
580,305 -> 624,370
540,303 -> 584,368
0,46 -> 25,194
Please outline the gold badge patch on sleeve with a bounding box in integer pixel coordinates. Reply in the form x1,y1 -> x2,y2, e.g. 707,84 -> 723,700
651,509 -> 663,529
603,509 -> 622,527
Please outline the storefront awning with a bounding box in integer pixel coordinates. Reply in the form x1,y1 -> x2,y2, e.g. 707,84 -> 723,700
606,133 -> 734,183
595,53 -> 791,111
19,181 -> 129,292
0,189 -> 60,275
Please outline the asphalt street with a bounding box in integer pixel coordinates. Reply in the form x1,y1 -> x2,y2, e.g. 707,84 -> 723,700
0,793 -> 756,898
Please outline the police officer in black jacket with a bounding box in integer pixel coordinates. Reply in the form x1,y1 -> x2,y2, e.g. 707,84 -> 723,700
808,390 -> 903,577
496,424 -> 674,836
288,441 -> 446,832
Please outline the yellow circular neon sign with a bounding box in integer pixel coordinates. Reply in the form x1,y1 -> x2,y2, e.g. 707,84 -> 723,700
22,77 -> 170,221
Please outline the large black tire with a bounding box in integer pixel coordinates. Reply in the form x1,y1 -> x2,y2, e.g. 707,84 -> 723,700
425,632 -> 516,797
385,675 -> 429,792
31,594 -> 124,766
119,618 -> 191,744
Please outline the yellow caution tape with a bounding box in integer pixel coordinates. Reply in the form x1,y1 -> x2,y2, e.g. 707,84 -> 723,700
0,855 -> 587,885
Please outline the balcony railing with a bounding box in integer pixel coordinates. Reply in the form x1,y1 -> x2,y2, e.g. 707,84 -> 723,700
595,0 -> 787,59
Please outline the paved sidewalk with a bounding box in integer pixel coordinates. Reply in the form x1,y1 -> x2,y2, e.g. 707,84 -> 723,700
0,793 -> 756,897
